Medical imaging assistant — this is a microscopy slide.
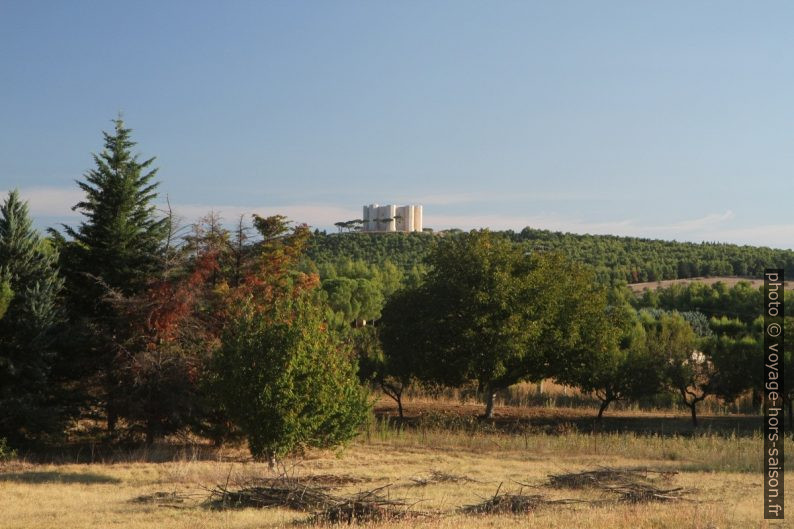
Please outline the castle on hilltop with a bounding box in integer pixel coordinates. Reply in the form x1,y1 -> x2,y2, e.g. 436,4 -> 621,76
362,204 -> 423,232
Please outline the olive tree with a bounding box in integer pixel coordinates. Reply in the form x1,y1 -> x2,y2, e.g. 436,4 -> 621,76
648,312 -> 705,426
388,230 -> 611,418
558,304 -> 664,420
378,286 -> 438,419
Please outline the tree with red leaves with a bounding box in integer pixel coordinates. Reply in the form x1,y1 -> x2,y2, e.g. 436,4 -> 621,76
108,232 -> 221,443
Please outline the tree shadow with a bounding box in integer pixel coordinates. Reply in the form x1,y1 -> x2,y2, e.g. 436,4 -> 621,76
21,442 -> 251,465
0,471 -> 121,484
375,402 -> 762,438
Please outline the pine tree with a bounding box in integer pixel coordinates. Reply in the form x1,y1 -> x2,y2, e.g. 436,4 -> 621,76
61,118 -> 169,433
0,277 -> 12,319
0,190 -> 64,442
65,118 -> 168,295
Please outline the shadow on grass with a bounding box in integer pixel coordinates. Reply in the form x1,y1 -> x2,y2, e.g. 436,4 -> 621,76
375,403 -> 762,438
0,470 -> 121,484
19,442 -> 251,465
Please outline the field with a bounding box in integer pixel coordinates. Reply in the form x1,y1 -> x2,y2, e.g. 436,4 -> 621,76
627,276 -> 793,293
0,399 -> 787,529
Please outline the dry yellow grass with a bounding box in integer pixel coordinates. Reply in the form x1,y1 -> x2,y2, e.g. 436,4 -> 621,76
0,421 -> 788,529
627,276 -> 793,293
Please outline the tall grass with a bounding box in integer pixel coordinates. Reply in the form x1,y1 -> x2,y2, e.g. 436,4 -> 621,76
364,417 -> 775,473
402,380 -> 762,416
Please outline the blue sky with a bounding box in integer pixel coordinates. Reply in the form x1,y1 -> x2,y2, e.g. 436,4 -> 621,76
1,1 -> 792,248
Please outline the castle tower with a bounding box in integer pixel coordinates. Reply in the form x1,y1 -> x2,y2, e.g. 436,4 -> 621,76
361,203 -> 423,232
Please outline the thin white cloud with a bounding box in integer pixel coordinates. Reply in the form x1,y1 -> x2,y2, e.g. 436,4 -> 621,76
0,186 -> 83,217
0,187 -> 359,227
426,211 -> 738,236
426,210 -> 793,249
704,224 -> 794,249
648,210 -> 736,233
165,203 -> 357,228
400,190 -> 619,206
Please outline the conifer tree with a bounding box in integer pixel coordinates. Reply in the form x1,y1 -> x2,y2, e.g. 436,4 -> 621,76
65,118 -> 168,294
61,118 -> 168,432
0,278 -> 12,320
0,190 -> 64,441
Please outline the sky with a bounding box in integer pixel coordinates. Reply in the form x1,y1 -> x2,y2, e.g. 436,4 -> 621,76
1,1 -> 792,248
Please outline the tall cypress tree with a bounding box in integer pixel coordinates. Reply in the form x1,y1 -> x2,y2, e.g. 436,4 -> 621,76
61,118 -> 168,432
0,190 -> 64,442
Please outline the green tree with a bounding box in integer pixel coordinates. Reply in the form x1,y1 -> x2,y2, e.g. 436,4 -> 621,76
406,230 -> 610,418
650,312 -> 705,426
0,190 -> 64,441
706,334 -> 762,406
64,118 -> 168,295
378,286 -> 438,418
0,277 -> 12,320
59,118 -> 169,433
322,277 -> 384,326
559,304 -> 663,420
212,292 -> 370,466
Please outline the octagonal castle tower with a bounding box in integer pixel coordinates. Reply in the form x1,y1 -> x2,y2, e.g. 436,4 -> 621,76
362,204 -> 423,232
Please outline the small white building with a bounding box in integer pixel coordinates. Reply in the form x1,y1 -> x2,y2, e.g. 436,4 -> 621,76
362,204 -> 423,232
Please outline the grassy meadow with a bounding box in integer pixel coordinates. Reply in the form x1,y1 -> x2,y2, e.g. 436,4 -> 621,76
0,397 -> 787,529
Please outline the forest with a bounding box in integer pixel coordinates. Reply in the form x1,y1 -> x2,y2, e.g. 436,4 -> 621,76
1,120 -> 792,467
307,226 -> 794,284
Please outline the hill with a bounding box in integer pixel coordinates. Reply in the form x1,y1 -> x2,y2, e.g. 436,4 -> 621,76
307,228 -> 794,284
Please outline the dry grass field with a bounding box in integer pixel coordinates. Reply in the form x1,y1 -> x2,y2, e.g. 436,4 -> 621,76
627,276 -> 793,293
0,400 -> 788,529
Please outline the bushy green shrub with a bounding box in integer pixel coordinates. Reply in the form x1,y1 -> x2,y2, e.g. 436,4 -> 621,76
212,292 -> 370,465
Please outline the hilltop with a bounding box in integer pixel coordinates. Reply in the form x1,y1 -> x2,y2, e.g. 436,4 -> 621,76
307,228 -> 794,284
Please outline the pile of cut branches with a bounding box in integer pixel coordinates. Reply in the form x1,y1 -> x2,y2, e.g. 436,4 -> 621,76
409,469 -> 481,487
548,467 -> 675,489
310,485 -> 424,524
207,477 -> 337,511
207,477 -> 430,524
462,483 -> 580,515
300,473 -> 370,487
462,493 -> 547,515
606,482 -> 691,503
547,467 -> 691,503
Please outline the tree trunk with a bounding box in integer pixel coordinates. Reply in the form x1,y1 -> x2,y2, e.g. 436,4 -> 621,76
145,418 -> 157,445
597,399 -> 612,421
381,383 -> 404,420
484,390 -> 497,419
105,364 -> 118,434
787,398 -> 792,426
689,401 -> 698,427
107,406 -> 117,434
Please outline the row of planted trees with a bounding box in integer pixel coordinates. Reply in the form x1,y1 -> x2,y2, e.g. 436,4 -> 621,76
373,230 -> 792,425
